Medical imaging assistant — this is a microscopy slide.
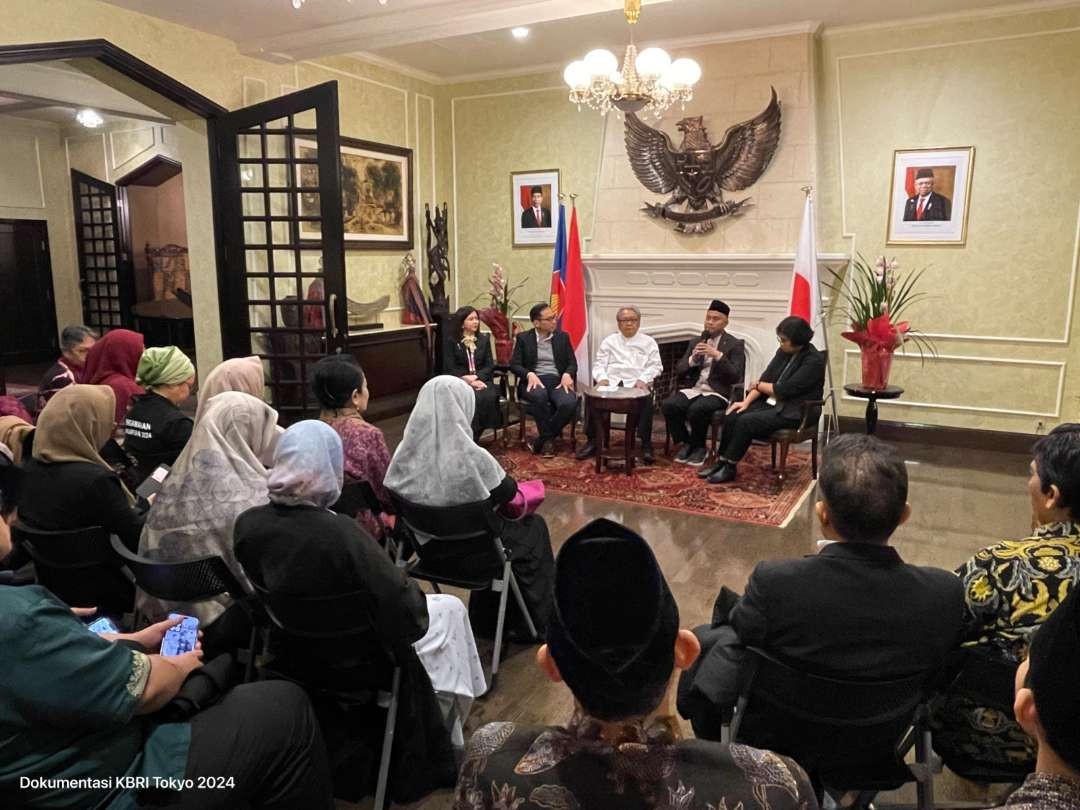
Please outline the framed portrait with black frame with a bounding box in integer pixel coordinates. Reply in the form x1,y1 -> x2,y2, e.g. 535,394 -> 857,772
296,136 -> 414,250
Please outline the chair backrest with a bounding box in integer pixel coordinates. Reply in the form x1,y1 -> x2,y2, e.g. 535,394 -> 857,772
734,647 -> 929,785
331,477 -> 383,517
13,522 -> 132,612
109,535 -> 248,603
252,584 -> 381,641
387,491 -> 507,585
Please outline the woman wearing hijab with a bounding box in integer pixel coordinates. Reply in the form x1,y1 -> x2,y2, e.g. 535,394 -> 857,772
18,385 -> 145,611
124,346 -> 196,485
194,355 -> 266,425
384,375 -> 555,639
137,391 -> 277,642
446,306 -> 502,439
235,420 -> 460,802
312,355 -> 393,540
82,328 -> 145,428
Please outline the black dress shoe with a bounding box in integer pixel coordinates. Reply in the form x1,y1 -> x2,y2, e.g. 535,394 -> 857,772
698,461 -> 724,479
641,444 -> 655,465
530,436 -> 546,455
542,439 -> 556,458
575,442 -> 597,460
707,463 -> 738,484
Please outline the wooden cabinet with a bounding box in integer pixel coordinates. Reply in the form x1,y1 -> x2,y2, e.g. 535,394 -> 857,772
347,326 -> 431,420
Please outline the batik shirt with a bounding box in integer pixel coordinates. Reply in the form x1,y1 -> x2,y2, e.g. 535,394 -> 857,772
454,710 -> 818,810
991,773 -> 1080,810
957,521 -> 1080,660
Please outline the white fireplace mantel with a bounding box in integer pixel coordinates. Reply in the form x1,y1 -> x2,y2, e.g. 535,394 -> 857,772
582,252 -> 847,379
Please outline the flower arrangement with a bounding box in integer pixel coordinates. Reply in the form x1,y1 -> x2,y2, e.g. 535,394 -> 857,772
474,263 -> 530,363
823,254 -> 935,389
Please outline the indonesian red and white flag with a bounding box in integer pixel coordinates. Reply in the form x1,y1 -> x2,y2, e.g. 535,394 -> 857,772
788,193 -> 823,347
561,206 -> 590,388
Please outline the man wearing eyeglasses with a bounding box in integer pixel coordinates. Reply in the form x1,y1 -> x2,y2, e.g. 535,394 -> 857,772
511,303 -> 579,457
575,306 -> 662,464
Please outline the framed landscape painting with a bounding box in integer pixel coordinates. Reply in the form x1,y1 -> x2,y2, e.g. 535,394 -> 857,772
297,136 -> 413,250
887,146 -> 974,245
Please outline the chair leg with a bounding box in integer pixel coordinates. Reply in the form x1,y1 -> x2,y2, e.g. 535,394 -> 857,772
915,721 -> 936,810
490,562 -> 513,677
508,571 -> 538,640
373,666 -> 401,810
770,442 -> 777,469
778,441 -> 790,481
811,436 -> 818,479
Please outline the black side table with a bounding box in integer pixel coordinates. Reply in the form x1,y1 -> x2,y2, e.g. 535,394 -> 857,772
843,384 -> 904,435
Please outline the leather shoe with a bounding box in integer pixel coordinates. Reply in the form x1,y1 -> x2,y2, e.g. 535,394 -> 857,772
641,444 -> 655,465
697,461 -> 724,479
575,442 -> 597,460
530,436 -> 546,455
542,439 -> 555,458
707,463 -> 738,484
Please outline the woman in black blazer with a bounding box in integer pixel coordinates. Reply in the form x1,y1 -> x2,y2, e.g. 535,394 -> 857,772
447,306 -> 504,438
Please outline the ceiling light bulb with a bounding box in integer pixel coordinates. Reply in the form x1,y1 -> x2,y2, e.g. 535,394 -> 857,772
635,47 -> 671,79
511,27 -> 529,40
563,60 -> 590,90
584,49 -> 618,79
76,108 -> 104,128
667,58 -> 701,87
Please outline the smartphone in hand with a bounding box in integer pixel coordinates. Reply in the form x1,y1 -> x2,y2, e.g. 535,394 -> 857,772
161,614 -> 199,656
87,617 -> 119,635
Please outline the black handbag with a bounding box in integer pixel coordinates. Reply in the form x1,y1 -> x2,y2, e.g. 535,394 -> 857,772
156,652 -> 237,723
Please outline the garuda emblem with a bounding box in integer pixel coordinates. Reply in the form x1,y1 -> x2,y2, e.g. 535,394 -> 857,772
624,88 -> 781,234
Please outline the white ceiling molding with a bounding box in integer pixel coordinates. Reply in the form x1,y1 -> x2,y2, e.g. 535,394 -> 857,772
239,0 -> 647,63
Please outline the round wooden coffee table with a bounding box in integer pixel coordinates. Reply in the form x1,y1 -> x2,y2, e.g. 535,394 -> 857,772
583,384 -> 650,475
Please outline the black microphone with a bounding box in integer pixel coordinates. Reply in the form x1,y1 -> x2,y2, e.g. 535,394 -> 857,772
699,330 -> 710,343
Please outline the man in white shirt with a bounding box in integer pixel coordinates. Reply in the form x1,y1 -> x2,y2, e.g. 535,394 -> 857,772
575,306 -> 662,464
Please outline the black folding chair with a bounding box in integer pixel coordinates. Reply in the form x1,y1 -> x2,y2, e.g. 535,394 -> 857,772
250,585 -> 401,810
726,647 -> 940,810
109,536 -> 261,682
13,522 -> 134,617
389,492 -> 537,679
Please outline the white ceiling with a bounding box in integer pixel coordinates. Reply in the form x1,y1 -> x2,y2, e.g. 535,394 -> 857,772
0,61 -> 174,124
101,0 -> 1061,80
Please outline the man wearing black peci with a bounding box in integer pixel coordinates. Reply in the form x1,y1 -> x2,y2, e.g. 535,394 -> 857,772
510,303 -> 578,457
520,186 -> 551,229
661,300 -> 746,467
701,315 -> 825,484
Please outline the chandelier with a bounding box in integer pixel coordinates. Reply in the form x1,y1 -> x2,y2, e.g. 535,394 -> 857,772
563,0 -> 701,118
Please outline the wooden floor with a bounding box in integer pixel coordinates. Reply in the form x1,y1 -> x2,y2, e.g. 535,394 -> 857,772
338,420 -> 1031,809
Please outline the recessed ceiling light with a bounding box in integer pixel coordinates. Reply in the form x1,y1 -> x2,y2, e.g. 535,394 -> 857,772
511,27 -> 530,40
76,109 -> 104,128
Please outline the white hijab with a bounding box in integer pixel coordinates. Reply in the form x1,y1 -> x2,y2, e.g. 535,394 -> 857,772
267,420 -> 343,510
138,391 -> 279,624
384,375 -> 506,507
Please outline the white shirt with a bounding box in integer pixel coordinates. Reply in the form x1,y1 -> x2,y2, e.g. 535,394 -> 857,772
681,335 -> 725,400
592,331 -> 662,387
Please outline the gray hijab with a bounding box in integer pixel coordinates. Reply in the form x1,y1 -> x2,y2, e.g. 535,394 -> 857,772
268,420 -> 343,509
384,375 -> 505,507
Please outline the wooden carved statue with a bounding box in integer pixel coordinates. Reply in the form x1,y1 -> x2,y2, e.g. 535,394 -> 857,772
425,202 -> 450,313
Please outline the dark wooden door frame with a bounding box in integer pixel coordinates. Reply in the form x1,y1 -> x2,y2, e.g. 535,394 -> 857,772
0,218 -> 59,364
0,40 -> 236,355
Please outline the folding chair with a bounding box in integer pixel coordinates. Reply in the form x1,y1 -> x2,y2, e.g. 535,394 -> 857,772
389,492 -> 537,680
109,536 -> 261,682
249,586 -> 401,810
13,522 -> 134,617
726,647 -> 940,810
331,477 -> 398,558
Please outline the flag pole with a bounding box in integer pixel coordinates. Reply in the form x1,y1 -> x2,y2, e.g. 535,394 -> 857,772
802,185 -> 840,440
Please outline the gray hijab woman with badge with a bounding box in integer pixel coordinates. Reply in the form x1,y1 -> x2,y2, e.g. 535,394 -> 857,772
137,391 -> 278,651
384,375 -> 555,639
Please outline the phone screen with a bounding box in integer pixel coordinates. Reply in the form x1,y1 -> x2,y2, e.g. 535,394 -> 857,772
87,617 -> 118,635
160,614 -> 199,656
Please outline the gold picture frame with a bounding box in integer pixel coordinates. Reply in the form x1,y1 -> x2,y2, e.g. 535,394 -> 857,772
886,146 -> 975,246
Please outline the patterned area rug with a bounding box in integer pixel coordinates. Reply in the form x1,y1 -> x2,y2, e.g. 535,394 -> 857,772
489,431 -> 817,528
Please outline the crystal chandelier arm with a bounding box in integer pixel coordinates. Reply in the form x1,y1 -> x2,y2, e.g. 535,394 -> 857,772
623,111 -> 680,194
713,87 -> 782,192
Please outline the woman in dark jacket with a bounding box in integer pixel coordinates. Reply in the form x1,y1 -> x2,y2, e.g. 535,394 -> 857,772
446,306 -> 503,439
234,420 -> 456,804
124,346 -> 195,485
17,384 -> 147,612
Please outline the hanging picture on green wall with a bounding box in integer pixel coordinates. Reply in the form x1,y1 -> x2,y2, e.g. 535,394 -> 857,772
296,136 -> 414,251
887,146 -> 974,245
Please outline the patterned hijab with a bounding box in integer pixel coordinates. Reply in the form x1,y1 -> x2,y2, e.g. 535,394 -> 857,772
0,416 -> 34,466
384,375 -> 505,507
195,356 -> 265,425
138,391 -> 278,625
268,420 -> 343,510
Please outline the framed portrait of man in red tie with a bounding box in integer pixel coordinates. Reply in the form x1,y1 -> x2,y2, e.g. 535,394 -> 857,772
887,147 -> 974,245
511,169 -> 560,247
